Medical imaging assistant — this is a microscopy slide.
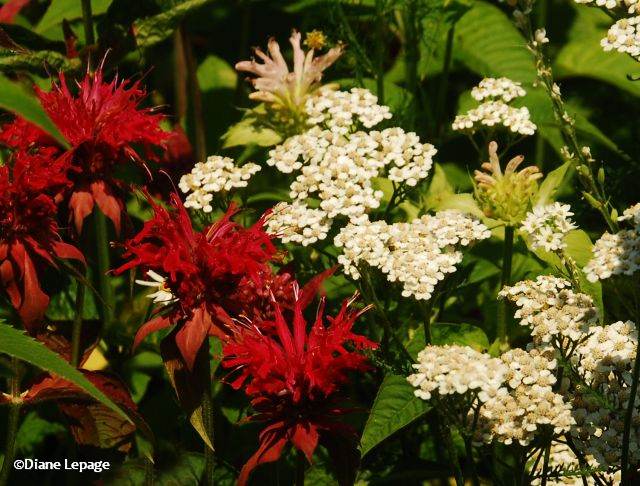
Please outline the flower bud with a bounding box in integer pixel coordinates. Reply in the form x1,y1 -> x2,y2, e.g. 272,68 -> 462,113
473,141 -> 542,226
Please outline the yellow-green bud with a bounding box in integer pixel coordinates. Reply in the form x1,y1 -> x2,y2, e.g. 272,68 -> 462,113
473,141 -> 543,226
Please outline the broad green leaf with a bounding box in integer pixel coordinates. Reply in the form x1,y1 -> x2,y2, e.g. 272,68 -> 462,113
406,322 -> 490,358
454,1 -> 535,83
36,0 -> 112,38
359,374 -> 430,458
554,7 -> 640,97
197,55 -> 237,91
221,114 -> 282,149
0,322 -> 130,422
134,0 -> 216,49
432,192 -> 484,218
422,163 -> 454,211
0,74 -> 68,147
534,162 -> 571,206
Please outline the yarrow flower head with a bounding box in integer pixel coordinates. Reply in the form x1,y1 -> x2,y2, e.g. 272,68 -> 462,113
235,30 -> 343,110
575,0 -> 640,14
222,288 -> 376,486
499,275 -> 599,349
0,151 -> 84,331
178,155 -> 261,213
474,141 -> 542,225
601,17 -> 640,60
335,211 -> 490,301
453,78 -> 536,135
521,202 -> 577,252
584,202 -> 640,282
115,193 -> 277,369
407,345 -> 508,404
265,201 -> 331,246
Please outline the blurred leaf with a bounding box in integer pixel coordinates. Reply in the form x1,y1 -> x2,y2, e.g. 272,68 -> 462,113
431,192 -> 484,218
554,7 -> 640,97
406,322 -> 490,357
222,111 -> 282,149
133,0 -> 216,49
359,374 -> 430,458
534,161 -> 571,206
16,412 -> 65,455
197,55 -> 237,91
0,74 -> 68,147
423,163 -> 454,211
0,322 -> 130,421
36,0 -> 112,38
46,277 -> 99,321
454,0 -> 535,83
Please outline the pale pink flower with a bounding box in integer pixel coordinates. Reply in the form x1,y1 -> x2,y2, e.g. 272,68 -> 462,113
235,30 -> 343,108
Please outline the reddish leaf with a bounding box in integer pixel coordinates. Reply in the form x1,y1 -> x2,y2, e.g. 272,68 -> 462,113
0,0 -> 30,23
69,190 -> 94,234
175,306 -> 211,371
238,423 -> 289,486
12,242 -> 48,332
91,180 -> 122,235
52,241 -> 85,264
133,314 -> 172,350
291,422 -> 319,463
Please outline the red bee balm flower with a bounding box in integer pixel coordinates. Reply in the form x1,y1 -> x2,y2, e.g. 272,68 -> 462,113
38,69 -> 168,233
0,153 -> 84,332
222,287 -> 377,485
115,193 -> 278,369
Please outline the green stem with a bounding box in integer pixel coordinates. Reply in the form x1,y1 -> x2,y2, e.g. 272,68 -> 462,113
403,0 -> 419,127
440,418 -> 464,486
182,28 -> 207,162
435,25 -> 455,137
375,0 -> 385,104
497,225 -> 515,344
202,343 -> 215,486
80,0 -> 95,47
540,442 -> 551,486
621,339 -> 640,485
464,437 -> 480,486
71,275 -> 86,367
422,298 -> 435,345
295,450 -> 306,486
0,359 -> 21,486
94,210 -> 114,328
173,27 -> 188,125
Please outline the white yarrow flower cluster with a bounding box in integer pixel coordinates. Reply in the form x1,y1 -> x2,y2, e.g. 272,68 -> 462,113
601,17 -> 640,59
265,201 -> 331,246
471,77 -> 527,102
407,345 -> 508,403
584,203 -> 640,282
179,156 -> 261,212
479,348 -> 575,446
521,203 -> 577,252
575,0 -> 640,15
571,320 -> 640,468
499,276 -> 599,347
453,78 -> 537,135
335,211 -> 490,301
305,87 -> 392,133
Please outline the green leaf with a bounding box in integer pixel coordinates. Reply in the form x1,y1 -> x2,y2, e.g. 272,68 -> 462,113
406,322 -> 490,358
134,0 -> 216,49
221,113 -> 282,149
197,55 -> 237,92
0,50 -> 81,73
16,412 -> 65,455
36,0 -> 113,38
454,0 -> 535,83
422,164 -> 454,211
534,162 -> 571,206
0,74 -> 68,147
359,374 -> 430,458
554,7 -> 640,97
0,322 -> 130,422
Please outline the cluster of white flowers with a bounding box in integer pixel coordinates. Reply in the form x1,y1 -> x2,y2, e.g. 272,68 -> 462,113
479,348 -> 575,446
335,211 -> 490,300
570,320 -> 640,468
499,276 -> 599,347
305,87 -> 392,133
575,0 -> 640,15
471,77 -> 527,102
601,17 -> 640,59
179,156 -> 261,212
266,97 -> 437,244
407,345 -> 508,403
584,203 -> 640,281
265,201 -> 331,246
453,78 -> 537,135
521,203 -> 577,252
